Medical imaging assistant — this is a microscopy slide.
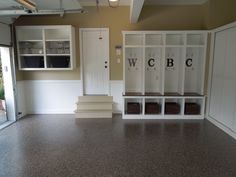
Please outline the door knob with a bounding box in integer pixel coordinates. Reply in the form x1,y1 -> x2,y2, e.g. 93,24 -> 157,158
105,66 -> 107,68
105,61 -> 108,64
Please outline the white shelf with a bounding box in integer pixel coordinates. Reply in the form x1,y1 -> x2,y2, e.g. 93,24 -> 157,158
20,54 -> 44,56
145,45 -> 163,48
45,39 -> 70,42
125,45 -> 143,48
186,45 -> 205,48
18,40 -> 43,42
165,45 -> 185,47
46,54 -> 70,56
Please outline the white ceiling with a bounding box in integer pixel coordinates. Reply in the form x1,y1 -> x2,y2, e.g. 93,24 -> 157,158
34,0 -> 82,10
0,0 -> 82,10
0,0 -> 209,10
79,0 -> 208,6
0,0 -> 21,10
79,0 -> 131,6
0,0 -> 82,24
0,0 -> 209,24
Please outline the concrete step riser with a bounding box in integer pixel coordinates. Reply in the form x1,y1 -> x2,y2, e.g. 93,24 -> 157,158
78,96 -> 113,103
77,103 -> 112,110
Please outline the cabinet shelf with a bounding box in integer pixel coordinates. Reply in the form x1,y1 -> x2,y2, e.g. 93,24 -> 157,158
164,92 -> 182,96
20,54 -> 44,56
125,45 -> 143,48
186,45 -> 205,48
145,45 -> 163,48
123,92 -> 143,96
144,92 -> 162,96
165,45 -> 184,47
46,54 -> 70,56
45,39 -> 70,42
18,40 -> 43,42
183,92 -> 202,96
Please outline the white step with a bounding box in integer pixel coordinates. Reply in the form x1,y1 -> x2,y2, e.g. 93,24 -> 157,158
75,110 -> 112,118
77,102 -> 112,111
78,96 -> 113,103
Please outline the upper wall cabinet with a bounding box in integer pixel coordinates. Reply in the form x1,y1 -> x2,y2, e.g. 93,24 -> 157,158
16,25 -> 76,70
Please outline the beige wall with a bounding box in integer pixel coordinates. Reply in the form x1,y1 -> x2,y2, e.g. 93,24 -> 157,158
14,5 -> 205,80
204,0 -> 236,29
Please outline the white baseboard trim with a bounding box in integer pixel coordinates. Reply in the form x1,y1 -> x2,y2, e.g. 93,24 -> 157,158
206,115 -> 236,140
16,81 -> 27,118
29,109 -> 75,114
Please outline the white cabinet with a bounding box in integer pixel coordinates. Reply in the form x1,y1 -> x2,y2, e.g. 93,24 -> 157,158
209,26 -> 236,131
16,25 -> 76,70
123,31 -> 207,119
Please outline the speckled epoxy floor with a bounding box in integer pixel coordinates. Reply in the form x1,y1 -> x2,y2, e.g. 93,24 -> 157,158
0,114 -> 236,177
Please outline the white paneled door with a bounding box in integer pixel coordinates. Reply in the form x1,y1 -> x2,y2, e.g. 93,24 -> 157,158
80,28 -> 109,95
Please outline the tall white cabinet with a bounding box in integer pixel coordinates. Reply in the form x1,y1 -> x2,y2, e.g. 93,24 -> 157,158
123,31 -> 207,119
16,25 -> 76,70
208,24 -> 236,136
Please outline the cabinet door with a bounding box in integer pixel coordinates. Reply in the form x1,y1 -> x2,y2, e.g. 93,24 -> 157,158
209,30 -> 226,122
220,27 -> 236,130
209,27 -> 236,131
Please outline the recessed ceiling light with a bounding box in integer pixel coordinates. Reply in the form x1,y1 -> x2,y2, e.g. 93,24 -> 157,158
108,0 -> 120,8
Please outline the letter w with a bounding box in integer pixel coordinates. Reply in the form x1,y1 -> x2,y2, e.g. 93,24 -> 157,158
128,58 -> 138,67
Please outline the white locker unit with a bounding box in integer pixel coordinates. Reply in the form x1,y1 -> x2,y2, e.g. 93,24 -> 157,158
16,25 -> 76,70
123,31 -> 207,119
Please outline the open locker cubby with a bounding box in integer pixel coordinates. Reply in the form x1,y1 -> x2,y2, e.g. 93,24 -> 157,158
17,28 -> 43,41
124,47 -> 143,95
166,34 -> 184,46
164,98 -> 183,115
145,98 -> 162,115
125,34 -> 143,46
123,31 -> 207,119
46,56 -> 71,68
19,41 -> 44,55
125,98 -> 143,115
184,98 -> 204,115
20,56 -> 44,68
145,47 -> 163,95
187,34 -> 205,45
184,47 -> 205,95
164,47 -> 184,96
145,34 -> 163,46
